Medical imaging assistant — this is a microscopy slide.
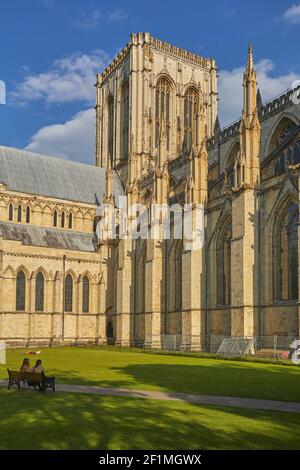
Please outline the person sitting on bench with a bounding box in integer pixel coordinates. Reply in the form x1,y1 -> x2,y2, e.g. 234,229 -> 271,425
30,359 -> 45,374
20,358 -> 30,373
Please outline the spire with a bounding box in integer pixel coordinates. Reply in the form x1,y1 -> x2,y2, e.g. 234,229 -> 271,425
247,43 -> 254,75
238,43 -> 261,189
256,88 -> 262,109
214,115 -> 221,136
243,42 -> 257,118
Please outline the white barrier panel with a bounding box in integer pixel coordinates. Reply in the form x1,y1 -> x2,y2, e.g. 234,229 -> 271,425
0,341 -> 6,364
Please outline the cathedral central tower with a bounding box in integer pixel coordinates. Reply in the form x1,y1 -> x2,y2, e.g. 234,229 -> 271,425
95,32 -> 217,187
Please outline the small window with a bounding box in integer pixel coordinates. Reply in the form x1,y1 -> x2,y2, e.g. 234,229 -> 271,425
61,211 -> 65,228
17,205 -> 22,223
26,206 -> 30,224
8,204 -> 13,221
65,274 -> 73,312
16,270 -> 26,311
68,212 -> 73,229
53,210 -> 58,227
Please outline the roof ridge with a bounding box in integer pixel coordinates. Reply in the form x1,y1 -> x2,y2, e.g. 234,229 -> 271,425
0,145 -> 102,170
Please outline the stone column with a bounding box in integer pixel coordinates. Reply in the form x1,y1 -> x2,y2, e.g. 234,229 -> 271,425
144,239 -> 163,348
28,273 -> 36,343
97,273 -> 107,345
115,238 -> 134,346
98,243 -> 112,345
181,248 -> 206,351
231,188 -> 259,337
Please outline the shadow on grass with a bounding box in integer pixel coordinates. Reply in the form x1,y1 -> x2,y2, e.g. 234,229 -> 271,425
0,389 -> 300,450
43,361 -> 300,403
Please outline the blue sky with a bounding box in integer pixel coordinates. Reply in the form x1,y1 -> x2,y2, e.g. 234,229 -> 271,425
0,0 -> 300,164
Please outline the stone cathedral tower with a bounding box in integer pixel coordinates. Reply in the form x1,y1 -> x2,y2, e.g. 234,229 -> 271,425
95,32 -> 217,183
94,33 -> 218,349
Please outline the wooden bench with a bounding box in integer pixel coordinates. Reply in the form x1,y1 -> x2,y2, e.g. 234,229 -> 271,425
7,369 -> 55,393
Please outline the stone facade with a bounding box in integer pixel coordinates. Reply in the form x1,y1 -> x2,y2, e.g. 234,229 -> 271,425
0,33 -> 299,349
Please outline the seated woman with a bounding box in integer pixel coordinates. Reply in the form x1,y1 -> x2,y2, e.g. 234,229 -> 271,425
30,359 -> 45,374
20,358 -> 30,372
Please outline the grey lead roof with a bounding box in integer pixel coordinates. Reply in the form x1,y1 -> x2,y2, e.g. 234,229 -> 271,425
0,222 -> 98,252
0,146 -> 124,205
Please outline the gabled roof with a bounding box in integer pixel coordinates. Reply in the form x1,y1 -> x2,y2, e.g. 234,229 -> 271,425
0,221 -> 98,252
0,146 -> 124,204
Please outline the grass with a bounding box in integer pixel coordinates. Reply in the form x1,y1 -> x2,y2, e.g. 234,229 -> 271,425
1,346 -> 300,402
0,388 -> 299,450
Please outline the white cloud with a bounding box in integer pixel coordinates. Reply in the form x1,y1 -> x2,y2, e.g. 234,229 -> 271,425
25,108 -> 95,163
218,59 -> 299,127
12,50 -> 109,105
283,3 -> 300,24
73,7 -> 128,29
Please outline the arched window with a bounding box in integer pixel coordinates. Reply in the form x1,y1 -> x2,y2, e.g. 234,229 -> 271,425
155,78 -> 171,150
35,272 -> 44,312
275,202 -> 298,301
8,203 -> 13,221
269,118 -> 298,154
107,95 -> 114,165
16,270 -> 26,311
217,221 -> 232,305
64,274 -> 73,313
184,87 -> 198,153
82,275 -> 90,313
61,211 -> 65,228
17,205 -> 22,223
53,210 -> 58,227
120,82 -> 129,161
68,212 -> 73,229
26,206 -> 30,223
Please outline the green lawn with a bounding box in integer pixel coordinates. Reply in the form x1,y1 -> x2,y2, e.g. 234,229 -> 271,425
0,389 -> 299,450
1,347 -> 300,402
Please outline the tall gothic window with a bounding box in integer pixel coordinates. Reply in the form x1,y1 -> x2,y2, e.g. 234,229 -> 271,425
53,210 -> 58,227
120,82 -> 129,161
65,274 -> 73,313
26,206 -> 30,224
217,221 -> 232,305
68,212 -> 73,229
8,203 -> 13,221
16,270 -> 26,311
17,205 -> 22,223
107,95 -> 114,165
184,87 -> 198,153
275,202 -> 299,301
61,211 -> 65,228
82,275 -> 90,313
155,78 -> 171,150
35,271 -> 45,312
